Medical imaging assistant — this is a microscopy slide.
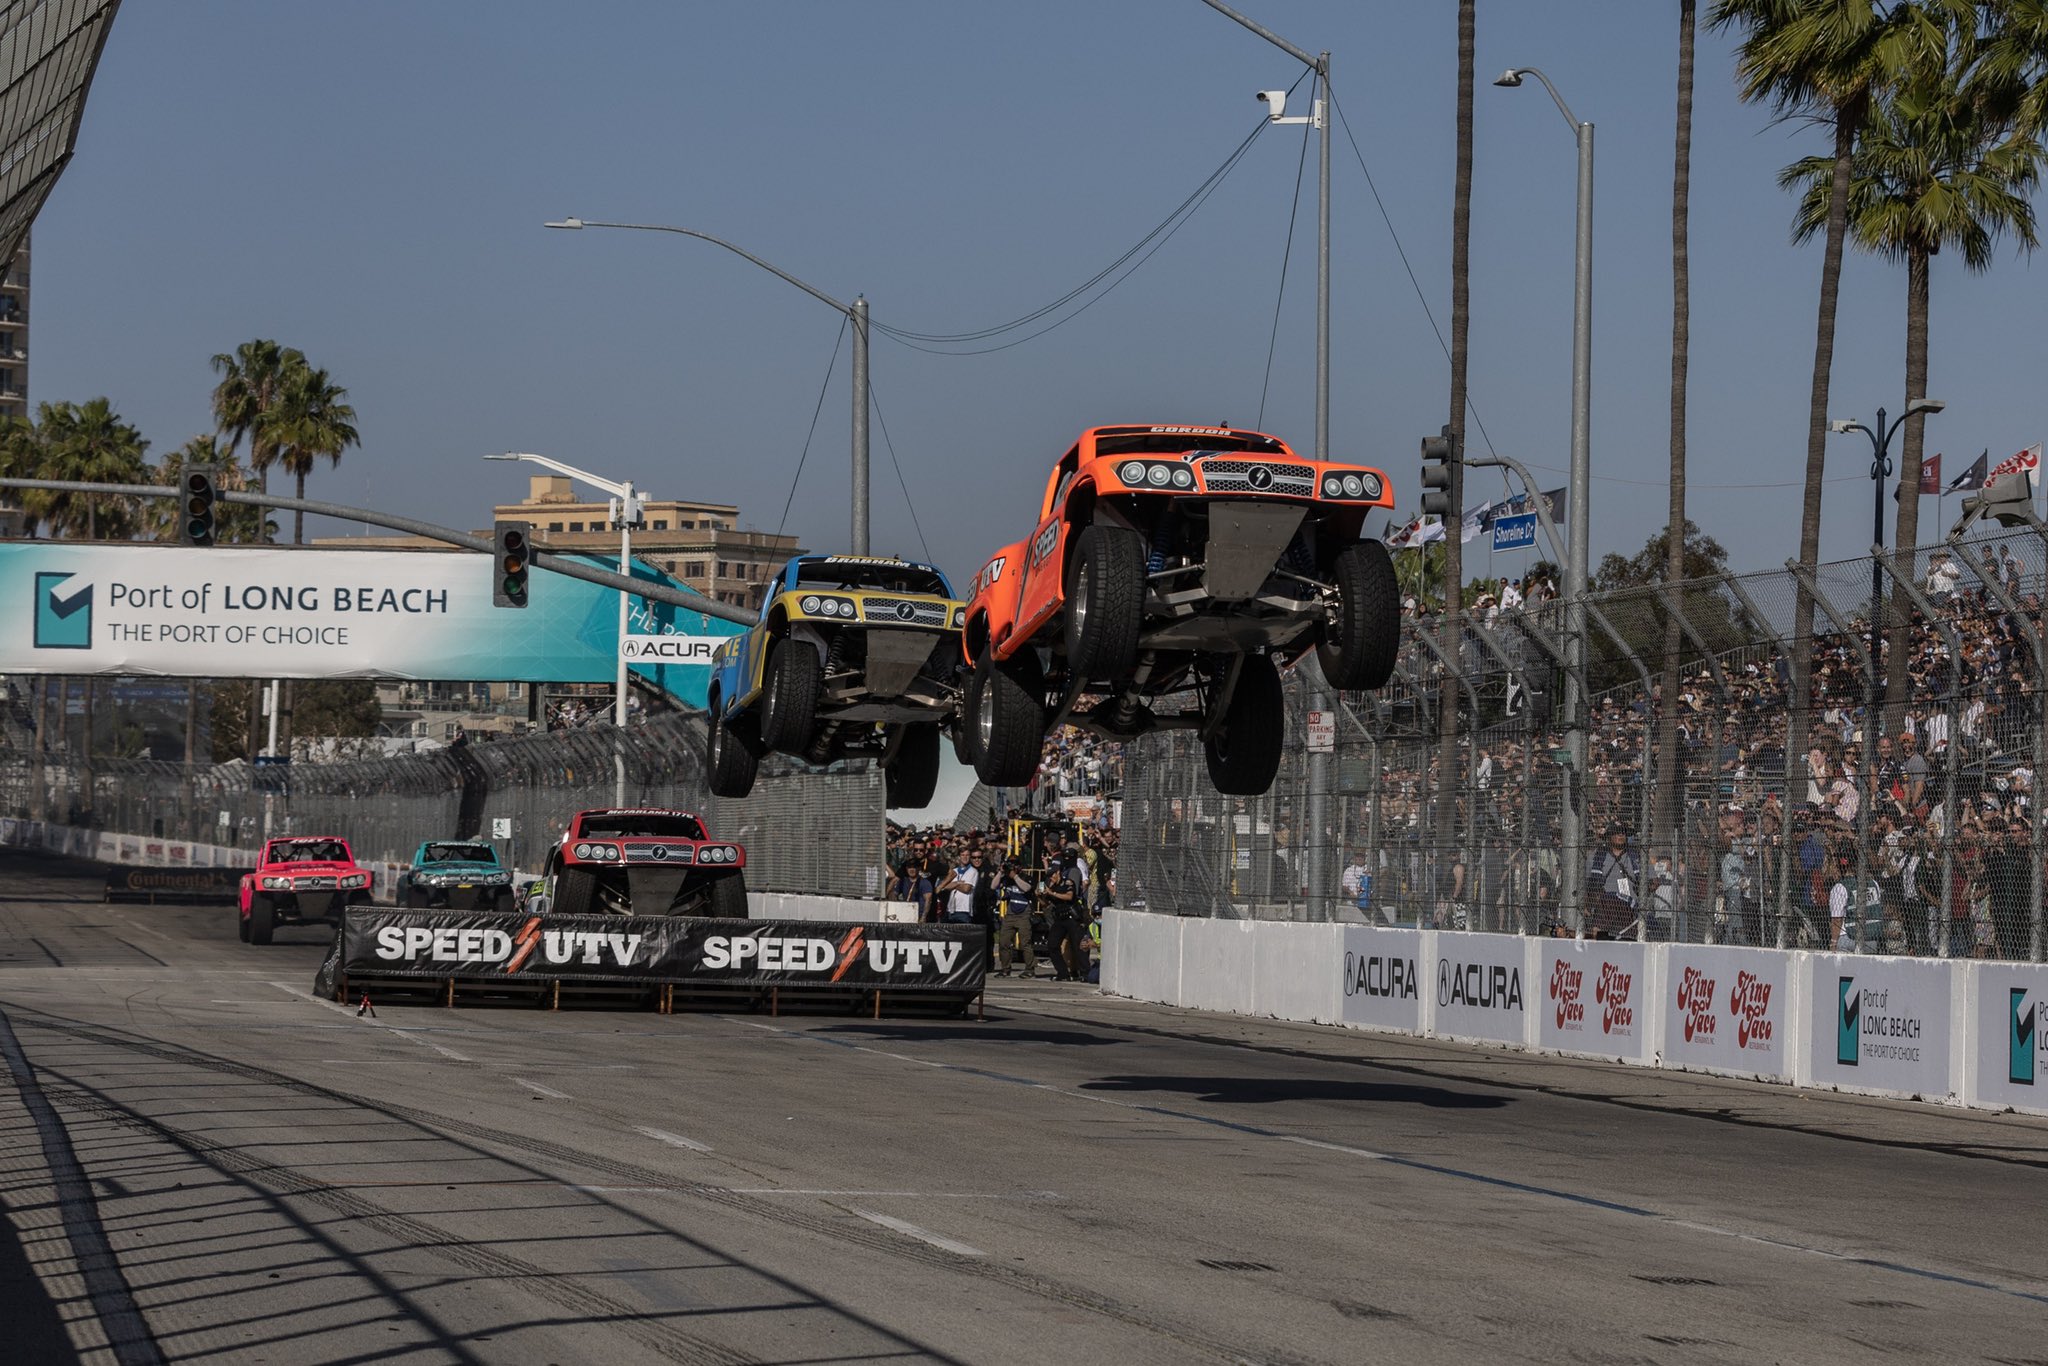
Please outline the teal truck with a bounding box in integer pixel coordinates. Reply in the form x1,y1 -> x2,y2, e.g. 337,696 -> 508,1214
398,840 -> 516,912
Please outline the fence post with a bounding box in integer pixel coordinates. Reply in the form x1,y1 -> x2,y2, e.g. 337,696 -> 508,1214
1872,552 -> 1963,957
1952,542 -> 2047,963
1584,602 -> 1657,938
1784,560 -> 1876,953
1410,623 -> 1483,929
1652,585 -> 1737,946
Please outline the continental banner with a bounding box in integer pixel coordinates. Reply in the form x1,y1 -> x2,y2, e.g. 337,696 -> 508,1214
324,909 -> 987,993
0,542 -> 741,701
104,866 -> 248,903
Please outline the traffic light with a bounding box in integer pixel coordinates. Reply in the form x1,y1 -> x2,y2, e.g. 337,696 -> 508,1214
181,467 -> 218,546
1419,423 -> 1458,517
493,520 -> 531,608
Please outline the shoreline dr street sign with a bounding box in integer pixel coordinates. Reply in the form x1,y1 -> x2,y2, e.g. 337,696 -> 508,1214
0,543 -> 743,705
1491,512 -> 1538,553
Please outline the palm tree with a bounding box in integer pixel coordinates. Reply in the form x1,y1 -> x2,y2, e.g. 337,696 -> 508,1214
45,397 -> 147,819
1707,0 -> 1950,936
1437,0 -> 1475,862
264,363 -> 359,544
1784,30 -> 2041,719
1658,0 -> 1698,869
209,339 -> 303,512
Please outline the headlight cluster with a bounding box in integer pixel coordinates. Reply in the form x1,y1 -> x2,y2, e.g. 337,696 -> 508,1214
1320,472 -> 1382,500
423,869 -> 509,886
798,594 -> 858,618
339,873 -> 370,890
1119,460 -> 1195,490
572,842 -> 622,861
951,606 -> 966,628
260,876 -> 289,890
699,845 -> 740,864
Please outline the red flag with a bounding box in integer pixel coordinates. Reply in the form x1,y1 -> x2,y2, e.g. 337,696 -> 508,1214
1918,453 -> 1941,495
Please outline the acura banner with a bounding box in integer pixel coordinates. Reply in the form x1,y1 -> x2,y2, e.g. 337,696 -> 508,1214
321,909 -> 987,994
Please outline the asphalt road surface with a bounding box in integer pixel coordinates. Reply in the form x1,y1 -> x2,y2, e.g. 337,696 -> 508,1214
2,851 -> 2046,1365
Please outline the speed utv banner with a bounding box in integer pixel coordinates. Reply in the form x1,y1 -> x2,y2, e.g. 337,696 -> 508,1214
323,909 -> 987,993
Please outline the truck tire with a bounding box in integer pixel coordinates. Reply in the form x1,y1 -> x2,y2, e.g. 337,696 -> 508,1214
493,889 -> 516,915
238,907 -> 251,942
1204,653 -> 1285,796
1064,525 -> 1146,683
760,638 -> 821,753
401,882 -> 425,909
708,869 -> 749,918
954,671 -> 984,768
248,895 -> 276,945
887,722 -> 942,808
1316,539 -> 1401,691
972,649 -> 1045,788
553,866 -> 598,918
707,703 -> 760,798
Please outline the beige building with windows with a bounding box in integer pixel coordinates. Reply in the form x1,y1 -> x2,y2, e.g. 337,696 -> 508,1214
497,476 -> 799,610
319,475 -> 802,612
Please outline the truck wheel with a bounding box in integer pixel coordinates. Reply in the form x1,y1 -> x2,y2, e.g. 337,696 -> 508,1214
760,638 -> 821,753
1064,525 -> 1146,683
972,650 -> 1045,788
953,672 -> 984,768
553,866 -> 598,917
1204,653 -> 1285,796
401,882 -> 424,909
1316,539 -> 1400,690
238,908 -> 251,943
708,869 -> 749,918
493,889 -> 516,915
887,722 -> 942,808
248,895 -> 276,945
707,704 -> 760,798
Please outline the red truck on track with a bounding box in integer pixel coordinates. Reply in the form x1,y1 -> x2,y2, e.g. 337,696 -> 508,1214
540,808 -> 749,918
239,836 -> 374,944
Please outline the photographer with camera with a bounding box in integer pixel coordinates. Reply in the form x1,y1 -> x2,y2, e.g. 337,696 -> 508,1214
994,859 -> 1038,977
1042,859 -> 1087,981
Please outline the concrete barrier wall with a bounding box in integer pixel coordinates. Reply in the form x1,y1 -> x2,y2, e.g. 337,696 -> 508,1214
746,892 -> 918,924
1101,911 -> 2048,1118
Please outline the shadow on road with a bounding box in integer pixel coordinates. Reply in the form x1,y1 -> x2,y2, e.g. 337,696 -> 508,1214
819,1023 -> 1121,1048
1080,1074 -> 1510,1108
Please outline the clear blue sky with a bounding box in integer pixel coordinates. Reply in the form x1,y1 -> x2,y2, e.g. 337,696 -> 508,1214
29,1 -> 2047,591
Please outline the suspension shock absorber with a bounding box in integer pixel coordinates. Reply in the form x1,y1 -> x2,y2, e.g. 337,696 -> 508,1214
1147,515 -> 1174,576
1110,653 -> 1157,731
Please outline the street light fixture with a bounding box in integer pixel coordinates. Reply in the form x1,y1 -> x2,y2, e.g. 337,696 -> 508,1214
545,216 -> 873,553
485,451 -> 643,806
1827,398 -> 1943,951
1827,397 -> 1945,691
1497,63 -> 1596,935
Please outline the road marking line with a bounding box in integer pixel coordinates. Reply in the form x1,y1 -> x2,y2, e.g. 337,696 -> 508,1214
265,981 -> 473,1058
851,1208 -> 984,1257
635,1125 -> 712,1152
761,1013 -> 2048,1307
510,1076 -> 570,1099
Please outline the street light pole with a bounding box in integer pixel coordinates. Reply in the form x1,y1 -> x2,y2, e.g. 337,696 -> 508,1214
1203,0 -> 1338,921
1828,397 -> 1943,951
485,451 -> 643,806
545,218 -> 870,553
1498,66 -> 1594,933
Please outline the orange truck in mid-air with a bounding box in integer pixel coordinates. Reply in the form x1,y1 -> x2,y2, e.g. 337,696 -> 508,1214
962,424 -> 1399,796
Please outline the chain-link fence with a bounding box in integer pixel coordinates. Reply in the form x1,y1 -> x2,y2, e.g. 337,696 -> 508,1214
1123,526 -> 2048,962
0,710 -> 886,895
